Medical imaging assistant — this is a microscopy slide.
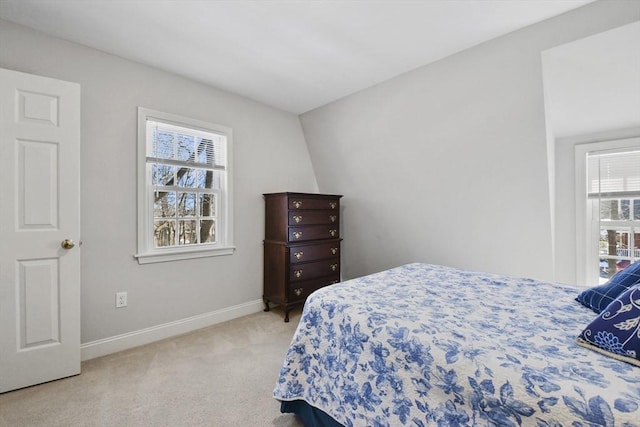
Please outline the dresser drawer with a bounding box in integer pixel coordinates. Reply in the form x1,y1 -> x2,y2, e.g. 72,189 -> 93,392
289,241 -> 340,264
289,258 -> 340,282
288,225 -> 339,242
288,197 -> 339,211
288,211 -> 339,226
288,275 -> 340,301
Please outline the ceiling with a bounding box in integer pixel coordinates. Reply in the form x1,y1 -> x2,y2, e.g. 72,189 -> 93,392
0,0 -> 594,114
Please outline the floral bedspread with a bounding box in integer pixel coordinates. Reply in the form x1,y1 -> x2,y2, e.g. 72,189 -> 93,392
274,263 -> 640,427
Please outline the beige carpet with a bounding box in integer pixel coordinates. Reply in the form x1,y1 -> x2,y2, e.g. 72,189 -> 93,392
0,307 -> 306,427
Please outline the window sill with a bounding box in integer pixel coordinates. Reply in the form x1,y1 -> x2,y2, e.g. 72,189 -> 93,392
134,245 -> 235,265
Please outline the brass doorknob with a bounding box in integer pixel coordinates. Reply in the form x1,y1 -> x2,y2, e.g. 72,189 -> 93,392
61,239 -> 75,250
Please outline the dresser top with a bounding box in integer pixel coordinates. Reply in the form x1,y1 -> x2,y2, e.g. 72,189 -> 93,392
263,192 -> 343,198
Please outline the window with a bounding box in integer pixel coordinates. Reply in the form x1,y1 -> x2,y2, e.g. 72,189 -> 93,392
575,138 -> 639,284
136,108 -> 234,264
587,150 -> 640,283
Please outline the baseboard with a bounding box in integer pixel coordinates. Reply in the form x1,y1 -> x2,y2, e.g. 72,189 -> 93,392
80,299 -> 264,361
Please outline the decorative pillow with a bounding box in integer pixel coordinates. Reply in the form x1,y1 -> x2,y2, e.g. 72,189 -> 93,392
576,284 -> 640,367
576,261 -> 640,313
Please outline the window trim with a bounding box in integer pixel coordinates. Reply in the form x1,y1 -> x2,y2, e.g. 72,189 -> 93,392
135,107 -> 235,264
575,137 -> 640,284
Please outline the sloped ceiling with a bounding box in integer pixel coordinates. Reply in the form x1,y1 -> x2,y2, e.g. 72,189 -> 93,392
0,0 -> 594,114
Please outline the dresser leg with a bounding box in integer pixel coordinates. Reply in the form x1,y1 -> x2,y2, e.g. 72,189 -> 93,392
284,309 -> 290,323
263,298 -> 270,312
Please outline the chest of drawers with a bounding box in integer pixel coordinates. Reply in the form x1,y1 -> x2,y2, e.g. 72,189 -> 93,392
263,192 -> 342,322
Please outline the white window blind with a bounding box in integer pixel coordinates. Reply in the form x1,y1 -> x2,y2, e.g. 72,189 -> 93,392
147,121 -> 226,171
588,150 -> 640,199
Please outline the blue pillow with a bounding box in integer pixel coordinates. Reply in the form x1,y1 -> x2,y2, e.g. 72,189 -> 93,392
576,261 -> 640,313
577,284 -> 640,367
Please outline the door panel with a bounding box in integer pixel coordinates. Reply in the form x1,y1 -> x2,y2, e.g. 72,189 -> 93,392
20,259 -> 60,347
0,68 -> 80,393
19,139 -> 59,228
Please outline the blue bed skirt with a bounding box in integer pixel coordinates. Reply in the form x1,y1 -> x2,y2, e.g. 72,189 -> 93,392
280,400 -> 344,427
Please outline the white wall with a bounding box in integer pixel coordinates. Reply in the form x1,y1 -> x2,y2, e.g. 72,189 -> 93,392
300,0 -> 639,282
0,19 -> 318,347
542,22 -> 640,140
543,21 -> 640,285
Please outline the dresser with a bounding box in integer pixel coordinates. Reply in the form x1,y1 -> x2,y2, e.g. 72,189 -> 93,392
263,192 -> 342,322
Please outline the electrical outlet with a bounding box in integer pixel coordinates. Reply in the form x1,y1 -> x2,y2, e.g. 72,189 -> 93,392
116,291 -> 127,308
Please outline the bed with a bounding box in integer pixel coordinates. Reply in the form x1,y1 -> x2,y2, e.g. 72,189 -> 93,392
273,263 -> 640,427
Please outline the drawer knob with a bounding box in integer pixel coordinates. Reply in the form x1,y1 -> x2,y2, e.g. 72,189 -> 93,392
331,247 -> 338,255
293,200 -> 302,209
329,202 -> 337,209
329,229 -> 337,237
329,215 -> 337,223
294,251 -> 304,260
294,270 -> 303,278
293,231 -> 303,240
294,287 -> 303,297
330,264 -> 338,271
293,215 -> 303,223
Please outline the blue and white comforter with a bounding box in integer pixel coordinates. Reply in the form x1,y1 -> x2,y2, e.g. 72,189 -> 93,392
274,263 -> 640,427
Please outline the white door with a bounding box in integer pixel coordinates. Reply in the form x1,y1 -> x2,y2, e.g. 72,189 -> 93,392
0,68 -> 81,393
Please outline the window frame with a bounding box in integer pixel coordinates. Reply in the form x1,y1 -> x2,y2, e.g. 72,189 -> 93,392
575,137 -> 640,284
135,107 -> 235,264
